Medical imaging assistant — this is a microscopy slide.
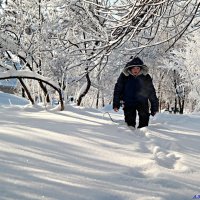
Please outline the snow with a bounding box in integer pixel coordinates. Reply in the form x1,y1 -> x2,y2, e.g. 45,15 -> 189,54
0,79 -> 17,87
0,91 -> 29,106
0,92 -> 200,200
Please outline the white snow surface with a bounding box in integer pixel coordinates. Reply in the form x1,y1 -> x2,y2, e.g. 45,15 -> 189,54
0,93 -> 200,200
0,91 -> 29,105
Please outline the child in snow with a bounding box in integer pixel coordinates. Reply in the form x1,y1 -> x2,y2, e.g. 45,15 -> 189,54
113,57 -> 159,128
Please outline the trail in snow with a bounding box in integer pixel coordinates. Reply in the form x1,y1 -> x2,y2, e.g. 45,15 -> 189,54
0,104 -> 200,200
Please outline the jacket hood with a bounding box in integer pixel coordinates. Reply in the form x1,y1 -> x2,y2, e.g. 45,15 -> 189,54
122,57 -> 149,76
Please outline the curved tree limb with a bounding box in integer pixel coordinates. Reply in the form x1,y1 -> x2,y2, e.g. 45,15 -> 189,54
0,70 -> 64,111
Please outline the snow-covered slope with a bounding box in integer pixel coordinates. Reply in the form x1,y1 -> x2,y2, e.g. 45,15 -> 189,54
0,104 -> 200,200
0,91 -> 29,106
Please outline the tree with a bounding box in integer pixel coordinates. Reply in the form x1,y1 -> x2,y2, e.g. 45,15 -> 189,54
0,0 -> 199,110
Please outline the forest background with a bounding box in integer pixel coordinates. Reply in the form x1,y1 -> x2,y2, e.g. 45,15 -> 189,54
0,0 -> 200,113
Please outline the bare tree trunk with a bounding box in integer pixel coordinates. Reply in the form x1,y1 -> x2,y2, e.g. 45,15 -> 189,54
77,73 -> 91,106
39,81 -> 50,103
157,72 -> 165,112
159,92 -> 162,112
173,70 -> 178,114
57,89 -> 64,111
102,91 -> 105,107
178,98 -> 185,114
96,90 -> 100,109
22,88 -> 25,98
174,97 -> 178,114
19,79 -> 34,104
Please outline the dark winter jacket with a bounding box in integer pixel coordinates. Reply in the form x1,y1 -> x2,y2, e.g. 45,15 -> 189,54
113,58 -> 159,113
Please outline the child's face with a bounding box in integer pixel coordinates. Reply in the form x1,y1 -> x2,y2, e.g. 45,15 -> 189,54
130,66 -> 141,76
